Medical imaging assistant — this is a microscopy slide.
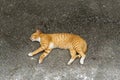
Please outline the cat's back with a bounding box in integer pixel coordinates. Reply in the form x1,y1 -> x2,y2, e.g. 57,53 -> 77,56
49,33 -> 77,41
48,33 -> 84,49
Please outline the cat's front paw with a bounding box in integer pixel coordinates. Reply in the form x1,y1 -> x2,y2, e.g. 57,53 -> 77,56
28,52 -> 33,56
39,59 -> 43,64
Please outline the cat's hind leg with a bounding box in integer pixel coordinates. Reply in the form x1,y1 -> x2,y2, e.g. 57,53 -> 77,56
67,49 -> 78,65
77,49 -> 86,64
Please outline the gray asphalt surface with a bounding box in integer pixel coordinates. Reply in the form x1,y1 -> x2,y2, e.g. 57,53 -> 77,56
0,0 -> 120,80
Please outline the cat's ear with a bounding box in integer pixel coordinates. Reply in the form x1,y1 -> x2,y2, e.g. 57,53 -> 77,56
36,29 -> 42,34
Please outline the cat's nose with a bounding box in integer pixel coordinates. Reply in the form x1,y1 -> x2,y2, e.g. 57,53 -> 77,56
30,37 -> 32,41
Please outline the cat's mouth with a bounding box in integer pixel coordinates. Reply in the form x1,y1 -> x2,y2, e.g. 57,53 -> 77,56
31,39 -> 34,41
30,37 -> 41,42
30,37 -> 34,41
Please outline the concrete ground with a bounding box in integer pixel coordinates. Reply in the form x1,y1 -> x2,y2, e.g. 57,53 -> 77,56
0,0 -> 120,80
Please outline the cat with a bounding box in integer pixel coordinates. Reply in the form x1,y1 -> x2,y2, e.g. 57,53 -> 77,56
28,29 -> 87,65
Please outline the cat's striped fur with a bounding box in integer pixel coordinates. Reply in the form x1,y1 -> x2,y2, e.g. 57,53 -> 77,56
28,29 -> 87,65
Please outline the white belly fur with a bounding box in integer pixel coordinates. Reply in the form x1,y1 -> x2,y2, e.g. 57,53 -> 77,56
49,42 -> 55,49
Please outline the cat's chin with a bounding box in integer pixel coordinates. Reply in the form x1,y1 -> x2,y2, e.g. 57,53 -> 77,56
31,40 -> 35,42
30,39 -> 35,42
31,40 -> 37,42
31,38 -> 41,42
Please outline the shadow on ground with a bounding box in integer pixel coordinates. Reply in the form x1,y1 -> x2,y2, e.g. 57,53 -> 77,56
0,0 -> 120,80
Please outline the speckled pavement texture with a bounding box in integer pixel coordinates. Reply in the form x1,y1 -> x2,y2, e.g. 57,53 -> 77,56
0,0 -> 120,80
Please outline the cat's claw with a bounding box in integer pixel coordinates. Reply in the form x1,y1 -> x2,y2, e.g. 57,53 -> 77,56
39,60 -> 42,64
80,56 -> 86,64
28,52 -> 33,56
67,59 -> 74,65
67,62 -> 71,65
80,60 -> 84,64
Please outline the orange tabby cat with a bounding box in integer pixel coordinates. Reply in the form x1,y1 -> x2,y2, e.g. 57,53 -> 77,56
28,29 -> 87,65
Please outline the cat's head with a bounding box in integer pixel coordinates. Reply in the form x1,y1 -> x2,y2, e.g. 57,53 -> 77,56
30,29 -> 42,42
